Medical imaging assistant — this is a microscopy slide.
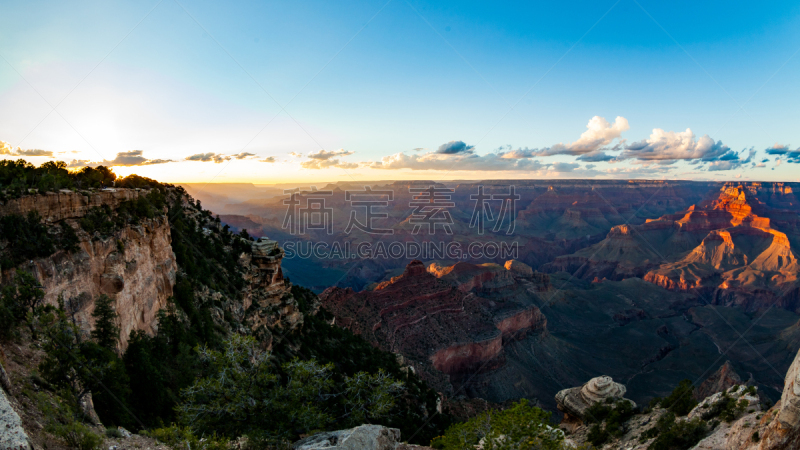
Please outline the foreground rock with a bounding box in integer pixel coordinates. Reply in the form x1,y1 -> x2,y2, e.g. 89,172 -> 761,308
293,424 -> 431,450
556,375 -> 634,425
0,388 -> 32,450
558,350 -> 800,450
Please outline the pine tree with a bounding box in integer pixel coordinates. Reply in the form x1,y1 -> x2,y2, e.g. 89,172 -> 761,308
91,295 -> 119,351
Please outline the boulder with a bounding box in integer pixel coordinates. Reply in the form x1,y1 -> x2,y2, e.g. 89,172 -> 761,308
294,424 -> 401,450
0,388 -> 32,450
555,376 -> 635,422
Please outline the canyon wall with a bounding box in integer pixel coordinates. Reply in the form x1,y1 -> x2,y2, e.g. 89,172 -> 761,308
1,190 -> 177,349
0,189 -> 144,223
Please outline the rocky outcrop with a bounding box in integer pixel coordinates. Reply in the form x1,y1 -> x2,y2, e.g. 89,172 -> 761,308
555,376 -> 634,424
243,237 -> 304,350
755,346 -> 800,449
293,424 -> 403,450
504,259 -> 533,277
0,388 -> 32,450
694,361 -> 743,400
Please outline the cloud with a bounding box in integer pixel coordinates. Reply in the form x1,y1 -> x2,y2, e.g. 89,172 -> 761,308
766,143 -> 790,155
300,158 -> 357,170
551,162 -> 580,172
436,140 -> 475,155
307,149 -> 354,160
261,156 -> 276,163
708,160 -> 741,171
368,151 -> 548,171
109,150 -> 149,166
299,149 -> 357,170
233,152 -> 256,160
185,152 -> 231,163
67,159 -> 93,168
15,149 -> 53,157
576,151 -> 616,162
544,116 -> 629,156
0,140 -> 53,157
495,116 -> 629,159
621,128 -> 729,162
65,150 -> 174,168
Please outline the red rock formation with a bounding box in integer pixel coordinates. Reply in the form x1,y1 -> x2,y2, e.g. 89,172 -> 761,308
694,361 -> 744,400
546,184 -> 800,311
318,260 -> 549,391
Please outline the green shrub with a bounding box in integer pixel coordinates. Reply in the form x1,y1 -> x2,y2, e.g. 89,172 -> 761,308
0,211 -> 55,268
49,421 -> 104,450
431,399 -> 567,450
701,393 -> 748,423
647,415 -> 707,450
662,379 -> 698,416
105,427 -> 124,438
33,390 -> 103,450
147,425 -> 229,450
588,423 -> 609,446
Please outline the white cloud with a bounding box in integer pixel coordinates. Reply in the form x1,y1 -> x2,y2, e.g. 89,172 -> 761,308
368,152 -> 547,171
535,116 -> 629,156
621,128 -> 729,162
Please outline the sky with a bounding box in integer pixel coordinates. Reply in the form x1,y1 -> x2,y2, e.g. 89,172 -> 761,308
1,0 -> 799,184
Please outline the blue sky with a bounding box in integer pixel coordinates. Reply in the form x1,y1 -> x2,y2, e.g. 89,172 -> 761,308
1,0 -> 799,183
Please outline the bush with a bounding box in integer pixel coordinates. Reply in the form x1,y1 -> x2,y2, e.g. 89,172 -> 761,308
700,393 -> 748,423
147,425 -> 229,450
49,421 -> 104,450
176,334 -> 403,442
0,211 -> 55,268
105,427 -> 124,438
584,399 -> 635,445
431,399 -> 567,450
34,390 -> 103,450
0,270 -> 45,339
647,415 -> 707,450
662,379 -> 698,416
588,423 -> 609,446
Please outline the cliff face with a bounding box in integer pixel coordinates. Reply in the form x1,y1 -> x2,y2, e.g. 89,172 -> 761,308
0,189 -> 144,223
1,190 -> 177,349
32,217 -> 177,348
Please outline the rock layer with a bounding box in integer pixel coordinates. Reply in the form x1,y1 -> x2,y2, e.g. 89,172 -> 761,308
555,376 -> 633,422
319,260 -> 549,392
